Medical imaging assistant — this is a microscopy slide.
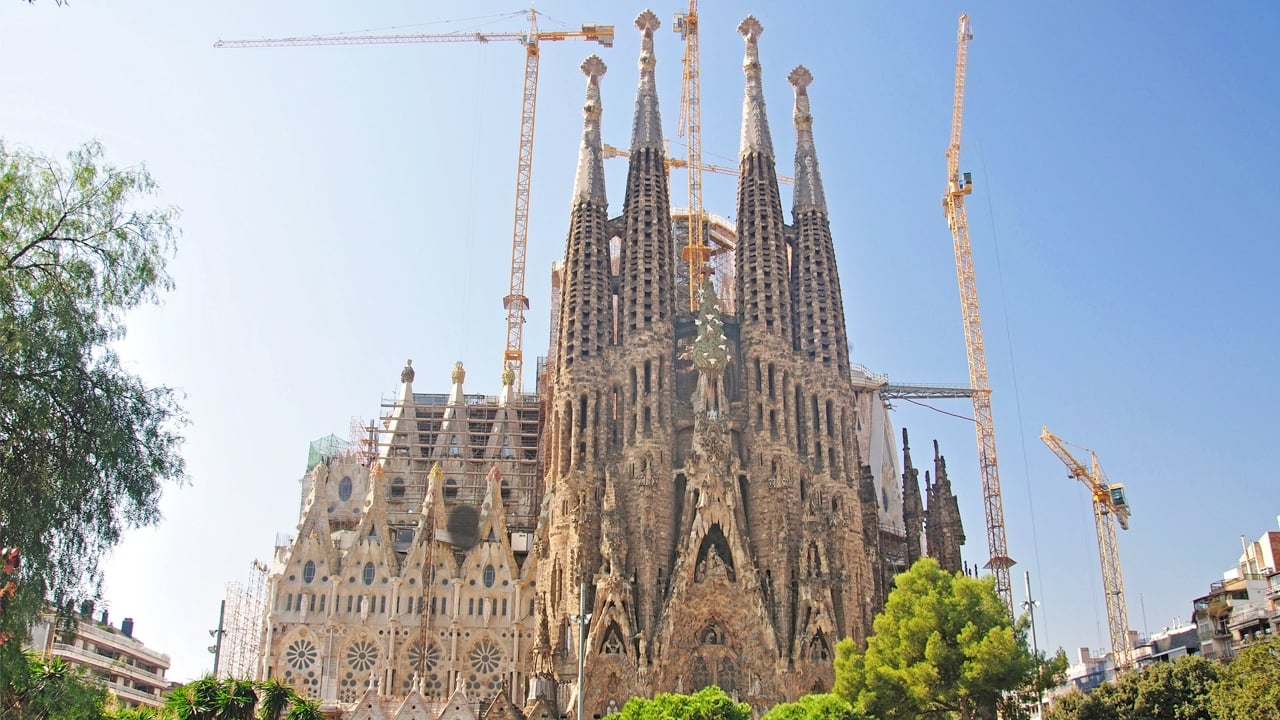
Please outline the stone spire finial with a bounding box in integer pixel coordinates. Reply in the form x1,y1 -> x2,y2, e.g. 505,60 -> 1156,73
450,361 -> 465,384
738,15 -> 773,158
400,359 -> 415,384
630,10 -> 663,151
501,366 -> 515,387
573,55 -> 608,203
789,65 -> 826,213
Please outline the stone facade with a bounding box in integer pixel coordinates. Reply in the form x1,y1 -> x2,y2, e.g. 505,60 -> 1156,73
536,14 -> 881,716
260,11 -> 967,719
262,364 -> 544,707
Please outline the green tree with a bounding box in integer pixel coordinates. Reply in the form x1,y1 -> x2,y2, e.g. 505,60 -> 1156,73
0,652 -> 109,720
281,697 -> 322,720
606,686 -> 751,720
833,558 -> 1036,720
252,681 -> 292,720
0,139 -> 185,653
1210,636 -> 1280,720
1044,654 -> 1220,720
760,693 -> 864,720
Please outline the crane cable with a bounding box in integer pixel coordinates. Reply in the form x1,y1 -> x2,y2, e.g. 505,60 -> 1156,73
976,136 -> 1049,643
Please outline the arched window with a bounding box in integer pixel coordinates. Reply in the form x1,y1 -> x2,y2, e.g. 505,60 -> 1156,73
390,478 -> 406,498
444,478 -> 458,500
483,565 -> 496,588
338,476 -> 353,501
303,560 -> 316,583
362,562 -> 375,586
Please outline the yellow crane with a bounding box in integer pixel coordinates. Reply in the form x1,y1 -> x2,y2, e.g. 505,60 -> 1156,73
215,10 -> 615,393
1039,427 -> 1134,676
600,143 -> 794,185
941,13 -> 1015,612
674,0 -> 707,310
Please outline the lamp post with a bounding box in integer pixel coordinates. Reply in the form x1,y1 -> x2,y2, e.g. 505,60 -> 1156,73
209,599 -> 227,678
569,583 -> 592,720
1022,572 -> 1043,716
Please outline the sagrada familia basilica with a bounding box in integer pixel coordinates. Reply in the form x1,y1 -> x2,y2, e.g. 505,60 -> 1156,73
259,11 -> 965,720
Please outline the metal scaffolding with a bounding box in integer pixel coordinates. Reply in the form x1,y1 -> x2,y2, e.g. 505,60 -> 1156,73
219,560 -> 268,680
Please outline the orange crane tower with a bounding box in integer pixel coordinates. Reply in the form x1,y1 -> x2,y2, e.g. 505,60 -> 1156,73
674,0 -> 708,310
1039,427 -> 1134,675
941,14 -> 1015,612
216,10 -> 615,393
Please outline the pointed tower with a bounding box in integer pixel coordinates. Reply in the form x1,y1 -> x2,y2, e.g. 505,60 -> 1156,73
552,55 -> 612,379
618,9 -> 674,343
734,17 -> 793,351
926,440 -> 966,573
612,9 -> 679,654
541,54 -> 612,684
901,428 -> 924,569
788,65 -> 851,379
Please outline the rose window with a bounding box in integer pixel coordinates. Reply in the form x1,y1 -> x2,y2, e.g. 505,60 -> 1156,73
469,640 -> 503,675
407,642 -> 440,673
285,639 -> 318,670
346,640 -> 379,672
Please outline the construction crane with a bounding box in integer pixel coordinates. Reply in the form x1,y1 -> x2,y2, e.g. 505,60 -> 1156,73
1040,427 -> 1134,675
215,10 -> 615,393
601,143 -> 794,185
674,0 -> 708,310
941,13 -> 1015,612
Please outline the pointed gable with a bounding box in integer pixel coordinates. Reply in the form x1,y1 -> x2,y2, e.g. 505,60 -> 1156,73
392,688 -> 434,720
347,684 -> 391,720
436,679 -> 477,720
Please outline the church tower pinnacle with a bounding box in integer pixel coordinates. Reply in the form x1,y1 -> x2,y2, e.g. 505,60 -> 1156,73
554,55 -> 612,377
734,16 -> 792,349
618,10 -> 675,343
788,66 -> 850,378
614,10 -> 678,649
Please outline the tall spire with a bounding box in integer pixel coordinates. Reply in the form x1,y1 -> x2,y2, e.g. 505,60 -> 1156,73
554,54 -> 613,373
630,10 -> 663,151
618,11 -> 674,342
573,55 -> 608,204
733,15 -> 791,347
787,65 -> 849,376
788,65 -> 826,213
738,16 -> 773,159
901,428 -> 924,569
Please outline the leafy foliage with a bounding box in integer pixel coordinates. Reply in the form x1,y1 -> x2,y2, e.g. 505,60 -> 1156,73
0,652 -> 108,720
1209,636 -> 1280,720
833,558 -> 1037,720
0,138 -> 185,654
607,686 -> 752,720
759,693 -> 864,720
1043,654 -> 1220,720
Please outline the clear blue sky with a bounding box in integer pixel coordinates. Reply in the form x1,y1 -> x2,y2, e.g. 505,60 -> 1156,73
2,0 -> 1277,681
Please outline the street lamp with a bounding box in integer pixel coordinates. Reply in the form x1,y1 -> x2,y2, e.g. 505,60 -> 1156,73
209,599 -> 227,678
1022,572 -> 1043,716
569,583 -> 592,720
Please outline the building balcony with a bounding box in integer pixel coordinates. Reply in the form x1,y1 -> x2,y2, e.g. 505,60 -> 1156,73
49,643 -> 169,685
103,678 -> 166,708
1227,605 -> 1271,632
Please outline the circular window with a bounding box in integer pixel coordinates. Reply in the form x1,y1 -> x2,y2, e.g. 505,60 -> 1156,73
483,565 -> 496,588
407,642 -> 440,673
346,640 -> 379,672
285,639 -> 318,670
469,640 -> 503,675
302,561 -> 316,583
339,476 -> 353,501
363,562 -> 375,586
